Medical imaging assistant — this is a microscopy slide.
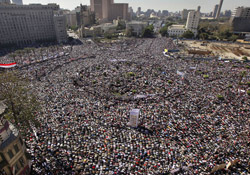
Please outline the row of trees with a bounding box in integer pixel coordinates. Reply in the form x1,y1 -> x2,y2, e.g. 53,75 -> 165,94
0,71 -> 40,133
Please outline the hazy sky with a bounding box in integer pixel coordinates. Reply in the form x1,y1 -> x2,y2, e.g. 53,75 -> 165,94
23,0 -> 250,13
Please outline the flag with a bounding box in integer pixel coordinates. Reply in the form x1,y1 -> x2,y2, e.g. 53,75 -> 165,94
0,63 -> 17,68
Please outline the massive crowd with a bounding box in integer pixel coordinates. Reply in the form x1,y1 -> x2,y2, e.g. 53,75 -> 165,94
1,38 -> 250,174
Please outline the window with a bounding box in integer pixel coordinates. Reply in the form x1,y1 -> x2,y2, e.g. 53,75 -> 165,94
7,149 -> 14,159
14,163 -> 20,174
14,144 -> 19,154
19,156 -> 25,167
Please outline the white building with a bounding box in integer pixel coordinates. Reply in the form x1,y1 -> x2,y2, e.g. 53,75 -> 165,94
185,7 -> 200,36
181,9 -> 194,20
231,7 -> 250,18
168,6 -> 200,37
0,3 -> 68,46
168,25 -> 186,37
126,21 -> 148,36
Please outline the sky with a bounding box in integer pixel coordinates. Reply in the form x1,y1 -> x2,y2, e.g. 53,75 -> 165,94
23,0 -> 250,13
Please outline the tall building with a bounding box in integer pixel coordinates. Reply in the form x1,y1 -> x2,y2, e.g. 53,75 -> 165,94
181,9 -> 194,20
76,5 -> 95,27
0,3 -> 68,46
186,6 -> 201,36
90,0 -> 128,22
136,7 -> 141,16
231,7 -> 250,33
0,0 -> 10,3
12,0 -> 22,5
0,102 -> 30,175
168,6 -> 200,37
90,0 -> 102,19
213,4 -> 219,18
215,0 -> 224,19
162,10 -> 169,16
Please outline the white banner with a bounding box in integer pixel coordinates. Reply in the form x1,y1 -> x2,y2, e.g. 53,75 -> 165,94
129,109 -> 140,127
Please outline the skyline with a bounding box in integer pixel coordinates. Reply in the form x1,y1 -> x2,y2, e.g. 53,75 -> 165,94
22,0 -> 250,12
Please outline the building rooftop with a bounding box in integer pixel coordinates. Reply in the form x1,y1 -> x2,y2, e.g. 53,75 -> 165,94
0,101 -> 7,116
168,25 -> 185,30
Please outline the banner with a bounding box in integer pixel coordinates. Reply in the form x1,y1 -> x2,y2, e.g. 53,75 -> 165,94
0,63 -> 17,68
129,109 -> 140,127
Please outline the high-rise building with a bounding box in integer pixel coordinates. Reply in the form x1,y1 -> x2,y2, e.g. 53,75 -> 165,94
231,7 -> 250,33
181,9 -> 194,20
186,7 -> 201,36
162,10 -> 169,16
76,5 -> 95,27
0,0 -> 10,3
0,3 -> 68,46
215,0 -> 224,19
12,0 -> 22,5
0,102 -> 30,175
213,4 -> 219,18
90,0 -> 128,22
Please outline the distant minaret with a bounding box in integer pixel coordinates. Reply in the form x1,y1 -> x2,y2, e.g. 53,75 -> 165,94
215,0 -> 224,19
197,6 -> 201,12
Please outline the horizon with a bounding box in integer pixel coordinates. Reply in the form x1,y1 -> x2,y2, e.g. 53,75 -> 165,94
22,0 -> 250,13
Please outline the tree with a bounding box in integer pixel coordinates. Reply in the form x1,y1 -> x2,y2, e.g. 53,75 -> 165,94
142,24 -> 154,38
0,71 -> 40,131
125,27 -> 134,37
116,21 -> 126,30
182,30 -> 194,39
199,33 -> 209,40
159,26 -> 169,37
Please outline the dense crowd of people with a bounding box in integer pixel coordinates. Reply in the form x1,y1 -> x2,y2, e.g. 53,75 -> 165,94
1,37 -> 250,174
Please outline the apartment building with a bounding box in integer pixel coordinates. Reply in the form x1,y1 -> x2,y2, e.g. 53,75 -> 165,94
0,102 -> 30,175
0,3 -> 67,46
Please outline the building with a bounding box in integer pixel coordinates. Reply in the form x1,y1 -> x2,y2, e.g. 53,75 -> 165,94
181,9 -> 194,20
0,102 -> 30,175
0,0 -> 10,4
77,5 -> 95,27
54,15 -> 68,43
223,10 -> 231,17
136,7 -> 141,17
185,7 -> 200,36
0,3 -> 68,46
231,7 -> 250,33
65,12 -> 77,28
162,10 -> 169,16
12,0 -> 22,5
168,25 -> 186,37
91,0 -> 129,22
80,26 -> 102,37
168,6 -> 200,37
90,0 -> 103,19
126,21 -> 148,36
212,4 -> 219,18
215,0 -> 224,19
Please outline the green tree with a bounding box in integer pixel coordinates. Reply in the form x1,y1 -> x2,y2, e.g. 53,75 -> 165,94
0,71 -> 40,130
116,21 -> 126,30
182,30 -> 194,39
199,33 -> 209,40
159,25 -> 169,37
142,24 -> 154,38
125,27 -> 134,37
